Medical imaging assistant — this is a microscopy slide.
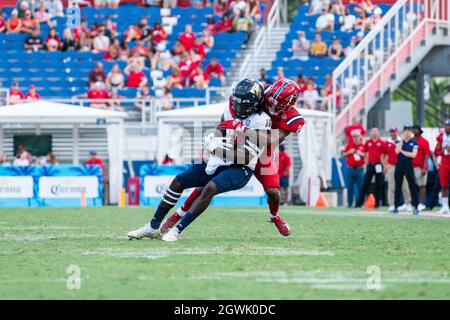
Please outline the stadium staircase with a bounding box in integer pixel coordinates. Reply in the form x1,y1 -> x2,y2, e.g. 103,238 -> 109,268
332,0 -> 450,136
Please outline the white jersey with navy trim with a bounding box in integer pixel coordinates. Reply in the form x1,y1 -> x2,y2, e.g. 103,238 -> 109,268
205,106 -> 272,175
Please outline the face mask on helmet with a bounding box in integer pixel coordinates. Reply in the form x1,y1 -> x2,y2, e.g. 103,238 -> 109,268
267,91 -> 300,116
232,97 -> 259,119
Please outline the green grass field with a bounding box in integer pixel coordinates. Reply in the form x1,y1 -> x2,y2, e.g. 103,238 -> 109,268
0,206 -> 449,299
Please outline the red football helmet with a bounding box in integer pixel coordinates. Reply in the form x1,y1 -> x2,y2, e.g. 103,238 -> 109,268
265,79 -> 301,116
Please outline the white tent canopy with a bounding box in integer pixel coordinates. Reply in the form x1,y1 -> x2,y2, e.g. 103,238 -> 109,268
0,100 -> 126,203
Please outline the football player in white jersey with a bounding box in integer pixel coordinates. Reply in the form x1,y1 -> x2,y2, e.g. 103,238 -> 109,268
127,79 -> 272,241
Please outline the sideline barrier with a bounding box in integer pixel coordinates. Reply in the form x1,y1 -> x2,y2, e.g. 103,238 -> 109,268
0,165 -> 103,207
139,164 -> 267,206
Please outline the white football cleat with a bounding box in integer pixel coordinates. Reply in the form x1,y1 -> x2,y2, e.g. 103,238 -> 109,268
418,203 -> 426,211
438,207 -> 450,214
397,204 -> 407,211
161,228 -> 181,242
406,204 -> 413,212
127,223 -> 160,240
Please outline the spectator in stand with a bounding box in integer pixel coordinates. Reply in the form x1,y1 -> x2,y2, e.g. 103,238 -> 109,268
344,35 -> 357,56
61,28 -> 80,51
247,0 -> 262,23
0,154 -> 11,166
178,52 -> 195,80
0,11 -> 6,33
108,89 -> 124,111
385,127 -> 412,212
205,58 -> 226,86
85,82 -> 110,109
118,39 -> 129,61
73,19 -> 88,43
17,1 -> 30,18
151,21 -> 167,43
370,7 -> 383,26
45,0 -> 64,19
308,0 -> 325,15
179,24 -> 195,51
34,3 -> 51,25
316,7 -> 335,32
310,33 -> 327,58
85,151 -> 104,172
163,0 -> 177,9
296,74 -> 307,95
213,0 -> 228,16
13,152 -> 30,166
166,67 -> 184,89
320,74 -> 341,111
107,0 -> 121,9
124,24 -> 143,43
171,39 -> 186,62
161,87 -> 173,110
277,144 -> 292,205
354,0 -> 375,15
202,29 -> 214,53
89,62 -> 107,88
356,10 -> 372,31
188,65 -> 208,89
345,118 -> 366,139
211,15 -> 234,34
355,127 -> 387,208
25,84 -> 40,101
291,31 -> 310,60
16,144 -> 33,164
9,82 -> 24,104
20,9 -> 38,33
412,124 -> 431,211
45,28 -> 61,51
328,36 -> 344,60
275,67 -> 285,81
39,151 -> 58,166
7,9 -> 22,33
192,38 -> 206,59
303,82 -> 319,109
124,64 -> 148,88
233,10 -> 254,44
258,68 -> 273,85
135,84 -> 151,111
93,26 -> 110,53
138,17 -> 152,42
106,64 -> 125,89
342,131 -> 365,208
24,29 -> 43,52
339,7 -> 356,31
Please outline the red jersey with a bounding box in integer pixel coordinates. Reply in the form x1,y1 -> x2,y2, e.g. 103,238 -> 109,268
126,71 -> 146,88
179,32 -> 195,51
364,138 -> 386,163
270,107 -> 304,134
10,90 -> 24,100
344,141 -> 365,167
277,151 -> 292,177
151,27 -> 167,43
412,135 -> 431,169
205,63 -> 225,77
385,137 -> 400,165
86,158 -> 104,173
436,132 -> 450,168
25,92 -> 41,100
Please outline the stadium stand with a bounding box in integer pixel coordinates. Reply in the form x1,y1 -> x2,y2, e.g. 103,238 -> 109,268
0,1 -> 262,108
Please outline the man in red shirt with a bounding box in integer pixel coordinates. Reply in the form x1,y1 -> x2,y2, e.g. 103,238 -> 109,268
124,66 -> 148,88
276,144 -> 292,205
86,82 -> 110,108
412,124 -> 430,211
342,131 -> 365,208
384,127 -> 411,211
150,22 -> 167,43
9,82 -> 24,104
345,118 -> 366,141
355,127 -> 387,208
85,151 -> 104,174
179,24 -> 195,51
25,84 -> 40,101
435,120 -> 450,214
205,58 -> 226,86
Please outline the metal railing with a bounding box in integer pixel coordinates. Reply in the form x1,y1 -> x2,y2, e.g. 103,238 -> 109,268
332,0 -> 450,136
238,0 -> 285,79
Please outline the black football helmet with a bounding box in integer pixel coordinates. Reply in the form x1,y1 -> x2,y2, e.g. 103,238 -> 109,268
230,79 -> 264,119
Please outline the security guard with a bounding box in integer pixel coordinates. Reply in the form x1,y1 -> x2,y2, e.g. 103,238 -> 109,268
391,125 -> 419,215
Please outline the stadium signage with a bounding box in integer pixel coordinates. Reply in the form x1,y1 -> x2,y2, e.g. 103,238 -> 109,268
0,177 -> 34,198
39,176 -> 99,198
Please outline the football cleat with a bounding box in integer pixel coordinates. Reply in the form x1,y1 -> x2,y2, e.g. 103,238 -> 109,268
160,212 -> 182,234
161,228 -> 181,242
438,207 -> 450,214
389,207 -> 398,214
127,223 -> 160,240
417,203 -> 426,211
270,215 -> 291,236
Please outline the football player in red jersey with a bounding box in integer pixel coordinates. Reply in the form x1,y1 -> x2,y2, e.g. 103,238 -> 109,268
161,79 -> 304,236
435,119 -> 450,214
